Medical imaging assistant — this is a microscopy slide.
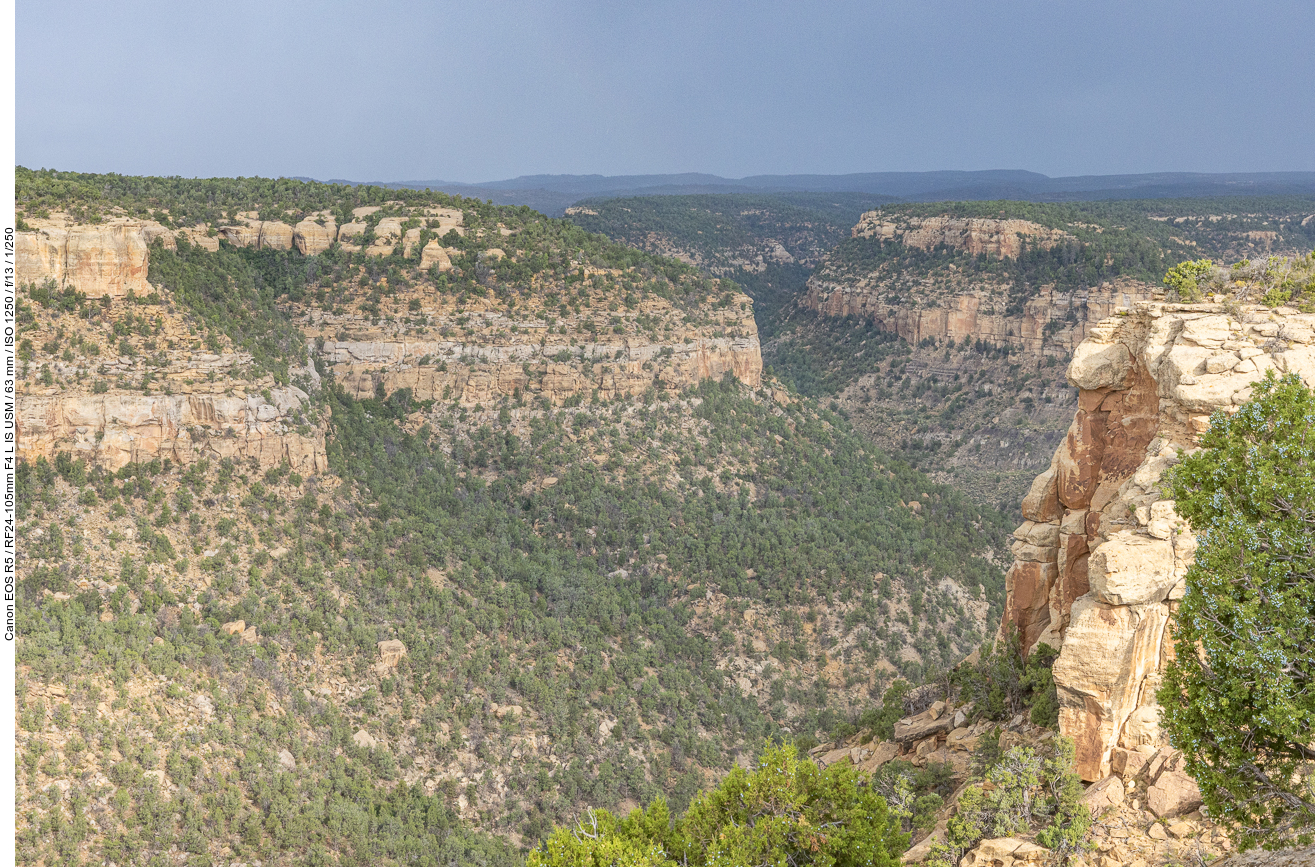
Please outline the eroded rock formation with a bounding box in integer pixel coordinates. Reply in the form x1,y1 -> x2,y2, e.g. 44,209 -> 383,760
851,213 -> 1073,260
1001,302 -> 1315,780
19,387 -> 325,475
18,221 -> 153,298
305,294 -> 762,405
807,278 -> 1157,355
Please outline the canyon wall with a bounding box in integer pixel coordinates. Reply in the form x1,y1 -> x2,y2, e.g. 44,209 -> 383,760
18,387 -> 326,475
850,213 -> 1073,259
304,297 -> 762,406
804,213 -> 1160,356
807,278 -> 1158,355
15,204 -> 468,300
18,218 -> 760,471
1001,301 -> 1315,780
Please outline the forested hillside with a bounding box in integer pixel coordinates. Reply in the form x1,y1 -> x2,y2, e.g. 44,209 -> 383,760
15,170 -> 1008,865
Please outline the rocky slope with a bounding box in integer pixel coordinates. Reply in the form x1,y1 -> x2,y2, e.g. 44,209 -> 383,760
17,241 -> 325,475
1002,300 -> 1315,782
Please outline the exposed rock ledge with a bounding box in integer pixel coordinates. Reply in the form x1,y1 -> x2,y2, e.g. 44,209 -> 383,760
18,388 -> 325,474
1001,301 -> 1315,780
851,213 -> 1073,260
805,277 -> 1158,356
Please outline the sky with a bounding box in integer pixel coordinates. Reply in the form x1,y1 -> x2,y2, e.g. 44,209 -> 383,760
16,0 -> 1315,183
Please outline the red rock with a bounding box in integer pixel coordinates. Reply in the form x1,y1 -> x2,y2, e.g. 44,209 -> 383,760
1056,409 -> 1107,509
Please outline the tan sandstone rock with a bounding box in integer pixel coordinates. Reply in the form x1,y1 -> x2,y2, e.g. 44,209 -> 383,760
18,223 -> 152,298
375,639 -> 407,675
1081,775 -> 1125,817
294,218 -> 338,255
1146,770 -> 1202,818
1087,531 -> 1177,606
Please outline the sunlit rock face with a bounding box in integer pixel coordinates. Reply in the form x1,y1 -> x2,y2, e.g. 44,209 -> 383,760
1000,302 -> 1315,780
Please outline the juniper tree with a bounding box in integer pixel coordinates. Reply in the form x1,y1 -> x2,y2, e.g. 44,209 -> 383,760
1159,371 -> 1315,850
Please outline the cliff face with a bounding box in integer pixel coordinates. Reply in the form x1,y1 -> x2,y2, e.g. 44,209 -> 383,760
303,293 -> 761,406
804,211 -> 1161,357
850,213 -> 1073,259
807,277 -> 1158,355
17,219 -> 327,473
19,387 -> 325,475
1002,301 -> 1315,780
18,220 -> 153,298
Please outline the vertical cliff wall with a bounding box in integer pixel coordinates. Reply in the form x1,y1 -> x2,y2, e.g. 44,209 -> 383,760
1002,301 -> 1315,780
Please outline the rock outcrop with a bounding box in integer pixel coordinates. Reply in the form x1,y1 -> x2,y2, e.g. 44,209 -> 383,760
851,213 -> 1073,260
18,221 -> 153,298
806,278 -> 1158,357
303,291 -> 762,405
18,387 -> 325,474
1000,302 -> 1315,780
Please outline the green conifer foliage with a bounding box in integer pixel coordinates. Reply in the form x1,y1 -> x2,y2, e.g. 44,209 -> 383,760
1159,371 -> 1315,850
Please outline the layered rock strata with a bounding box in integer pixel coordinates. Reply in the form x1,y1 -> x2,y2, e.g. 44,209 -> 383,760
304,295 -> 762,405
1001,302 -> 1315,780
18,387 -> 325,475
18,220 -> 153,298
805,211 -> 1159,357
806,277 -> 1158,356
851,213 -> 1073,260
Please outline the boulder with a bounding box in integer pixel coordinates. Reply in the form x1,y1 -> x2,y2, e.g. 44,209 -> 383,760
352,729 -> 379,750
375,639 -> 407,674
857,741 -> 900,772
818,747 -> 852,767
893,709 -> 955,744
1146,770 -> 1202,818
1080,775 -> 1125,817
959,837 -> 1046,867
1110,746 -> 1152,779
1087,531 -> 1176,606
1068,340 -> 1132,390
278,749 -> 296,771
240,625 -> 258,644
947,726 -> 979,752
221,619 -> 246,635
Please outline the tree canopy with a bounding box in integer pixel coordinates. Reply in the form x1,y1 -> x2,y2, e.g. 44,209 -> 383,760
527,743 -> 907,867
1159,371 -> 1315,850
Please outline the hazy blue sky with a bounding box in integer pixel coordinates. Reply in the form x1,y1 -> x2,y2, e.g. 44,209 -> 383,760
17,1 -> 1315,182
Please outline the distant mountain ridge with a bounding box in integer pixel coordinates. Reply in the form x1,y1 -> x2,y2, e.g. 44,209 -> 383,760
303,170 -> 1315,216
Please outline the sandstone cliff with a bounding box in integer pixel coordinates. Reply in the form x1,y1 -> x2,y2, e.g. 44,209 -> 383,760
1002,301 -> 1315,781
301,287 -> 761,405
807,277 -> 1158,356
850,213 -> 1073,260
17,225 -> 326,473
19,387 -> 325,475
803,211 -> 1164,357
